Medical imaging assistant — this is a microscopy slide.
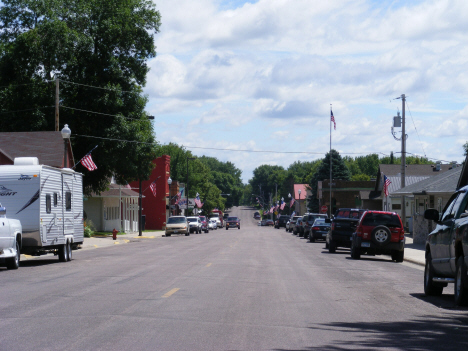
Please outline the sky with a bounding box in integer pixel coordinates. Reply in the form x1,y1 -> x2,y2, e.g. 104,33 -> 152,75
144,0 -> 468,183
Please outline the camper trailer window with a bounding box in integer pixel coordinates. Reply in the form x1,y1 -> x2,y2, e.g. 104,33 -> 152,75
54,193 -> 58,207
46,194 -> 51,214
66,192 -> 72,211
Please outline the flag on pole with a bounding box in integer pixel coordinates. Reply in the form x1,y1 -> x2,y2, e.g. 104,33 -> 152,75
280,200 -> 285,210
80,152 -> 97,171
290,198 -> 295,207
149,181 -> 157,197
331,109 -> 336,130
291,211 -> 296,217
383,174 -> 391,197
194,193 -> 203,208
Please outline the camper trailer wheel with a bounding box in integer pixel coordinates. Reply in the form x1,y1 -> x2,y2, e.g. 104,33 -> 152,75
66,241 -> 72,261
6,241 -> 20,270
58,244 -> 68,262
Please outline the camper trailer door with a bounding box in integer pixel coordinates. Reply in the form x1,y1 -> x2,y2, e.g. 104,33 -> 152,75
62,173 -> 74,235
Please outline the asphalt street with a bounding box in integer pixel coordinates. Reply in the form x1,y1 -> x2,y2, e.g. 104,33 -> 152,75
1,206 -> 467,351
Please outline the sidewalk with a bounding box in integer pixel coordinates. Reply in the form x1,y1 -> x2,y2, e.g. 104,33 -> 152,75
403,235 -> 425,266
79,230 -> 165,250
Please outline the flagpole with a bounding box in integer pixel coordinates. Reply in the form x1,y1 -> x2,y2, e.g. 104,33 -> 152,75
329,104 -> 332,218
73,145 -> 98,169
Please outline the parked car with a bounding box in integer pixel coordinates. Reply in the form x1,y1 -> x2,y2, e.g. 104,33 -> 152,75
265,219 -> 274,226
326,208 -> 367,252
208,219 -> 218,230
199,216 -> 209,233
226,216 -> 240,230
187,216 -> 202,234
423,187 -> 468,305
293,217 -> 304,235
254,212 -> 261,220
308,218 -> 331,242
0,204 -> 22,269
288,216 -> 302,233
302,213 -> 328,238
165,216 -> 189,236
210,215 -> 222,228
350,211 -> 405,262
275,215 -> 290,229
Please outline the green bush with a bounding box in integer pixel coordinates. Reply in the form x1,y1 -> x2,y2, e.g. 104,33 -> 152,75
84,220 -> 95,238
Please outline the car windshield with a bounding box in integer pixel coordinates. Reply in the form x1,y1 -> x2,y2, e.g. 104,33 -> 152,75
199,216 -> 206,221
361,213 -> 401,227
313,219 -> 327,225
227,217 -> 238,221
335,210 -> 362,219
167,217 -> 186,224
187,218 -> 197,222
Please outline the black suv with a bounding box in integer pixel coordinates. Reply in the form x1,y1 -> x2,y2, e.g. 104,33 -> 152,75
326,208 -> 367,252
302,213 -> 328,239
275,215 -> 290,229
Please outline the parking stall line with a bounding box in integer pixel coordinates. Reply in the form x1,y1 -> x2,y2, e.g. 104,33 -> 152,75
162,288 -> 180,298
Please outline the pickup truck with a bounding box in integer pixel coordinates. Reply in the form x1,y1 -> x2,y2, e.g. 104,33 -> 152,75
326,208 -> 367,253
0,204 -> 22,270
424,186 -> 468,305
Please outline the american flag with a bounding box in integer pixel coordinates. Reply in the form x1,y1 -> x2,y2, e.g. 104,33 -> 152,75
331,109 -> 336,130
80,153 -> 97,171
290,198 -> 295,207
194,193 -> 203,208
280,200 -> 285,210
383,174 -> 391,197
149,181 -> 157,197
291,211 -> 296,217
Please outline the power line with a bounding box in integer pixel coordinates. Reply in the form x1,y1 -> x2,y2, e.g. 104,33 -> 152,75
60,105 -> 150,121
405,100 -> 427,158
0,80 -> 53,90
59,79 -> 141,94
0,106 -> 54,115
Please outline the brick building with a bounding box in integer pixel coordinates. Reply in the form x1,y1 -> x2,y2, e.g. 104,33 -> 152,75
318,180 -> 375,215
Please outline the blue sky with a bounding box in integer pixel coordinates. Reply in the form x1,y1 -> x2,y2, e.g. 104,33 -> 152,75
145,0 -> 468,183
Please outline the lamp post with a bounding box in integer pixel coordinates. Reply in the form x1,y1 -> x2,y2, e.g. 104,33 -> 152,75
281,197 -> 284,215
168,177 -> 172,218
186,157 -> 196,216
298,189 -> 302,215
288,193 -> 291,216
61,124 -> 71,168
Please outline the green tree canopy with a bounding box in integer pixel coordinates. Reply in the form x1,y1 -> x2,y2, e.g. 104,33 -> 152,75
0,0 -> 162,194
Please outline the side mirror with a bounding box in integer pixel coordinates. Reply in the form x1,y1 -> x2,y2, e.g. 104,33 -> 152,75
325,218 -> 331,223
424,209 -> 440,222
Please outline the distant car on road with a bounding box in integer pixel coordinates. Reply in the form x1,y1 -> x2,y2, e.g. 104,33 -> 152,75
265,219 -> 274,226
226,216 -> 240,230
208,219 -> 218,230
187,216 -> 202,234
254,213 -> 261,220
165,216 -> 189,236
199,216 -> 209,233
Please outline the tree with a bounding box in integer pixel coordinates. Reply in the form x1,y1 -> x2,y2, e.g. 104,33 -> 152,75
249,165 -> 287,205
308,149 -> 351,213
0,0 -> 162,194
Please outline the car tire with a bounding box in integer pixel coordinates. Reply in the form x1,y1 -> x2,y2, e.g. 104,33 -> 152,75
350,241 -> 360,259
67,240 -> 72,261
391,249 -> 404,263
328,240 -> 336,253
424,251 -> 443,296
186,232 -> 190,236
325,242 -> 329,249
238,226 -> 240,229
226,227 -> 228,230
309,234 -> 315,243
455,256 -> 468,306
58,243 -> 68,262
371,226 -> 391,247
6,240 -> 20,270
166,233 -> 171,237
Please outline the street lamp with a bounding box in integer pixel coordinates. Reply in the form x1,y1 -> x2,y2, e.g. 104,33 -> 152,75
186,157 -> 196,216
288,193 -> 291,216
298,189 -> 302,215
281,197 -> 284,215
168,177 -> 172,217
61,124 -> 71,168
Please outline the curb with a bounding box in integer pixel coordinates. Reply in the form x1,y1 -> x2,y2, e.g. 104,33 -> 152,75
404,256 -> 424,266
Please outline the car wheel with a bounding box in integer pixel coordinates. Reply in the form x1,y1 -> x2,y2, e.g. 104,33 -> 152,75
350,241 -> 360,259
166,233 -> 171,237
391,249 -> 404,263
328,240 -> 336,253
67,240 -> 72,261
238,226 -> 240,229
309,234 -> 315,243
371,226 -> 391,246
455,256 -> 468,306
6,240 -> 20,270
424,251 -> 443,296
186,232 -> 190,236
58,243 -> 68,262
325,242 -> 329,249
226,227 -> 228,230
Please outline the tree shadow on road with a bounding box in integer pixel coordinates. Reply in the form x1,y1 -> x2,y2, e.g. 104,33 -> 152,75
273,314 -> 468,351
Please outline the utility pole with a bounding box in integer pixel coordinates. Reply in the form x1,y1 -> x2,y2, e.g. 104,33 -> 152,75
55,78 -> 59,131
401,94 -> 406,231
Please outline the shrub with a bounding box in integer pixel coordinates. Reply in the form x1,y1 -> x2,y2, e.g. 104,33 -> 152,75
84,220 -> 95,238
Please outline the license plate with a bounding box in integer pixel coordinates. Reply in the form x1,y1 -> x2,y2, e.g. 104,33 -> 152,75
322,234 -> 327,237
361,242 -> 370,247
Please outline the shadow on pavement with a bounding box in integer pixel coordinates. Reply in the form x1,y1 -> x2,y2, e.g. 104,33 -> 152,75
273,314 -> 468,351
410,293 -> 468,311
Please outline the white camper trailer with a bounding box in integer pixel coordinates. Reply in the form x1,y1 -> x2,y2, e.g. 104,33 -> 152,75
0,157 -> 83,261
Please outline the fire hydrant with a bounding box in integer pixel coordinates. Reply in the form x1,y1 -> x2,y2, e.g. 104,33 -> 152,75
112,228 -> 118,240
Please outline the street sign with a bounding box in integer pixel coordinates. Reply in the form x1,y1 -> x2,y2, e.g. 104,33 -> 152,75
321,205 -> 328,214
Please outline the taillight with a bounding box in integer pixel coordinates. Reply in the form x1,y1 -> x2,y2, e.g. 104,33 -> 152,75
356,225 -> 363,237
399,227 -> 405,241
331,222 -> 335,230
312,226 -> 320,231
